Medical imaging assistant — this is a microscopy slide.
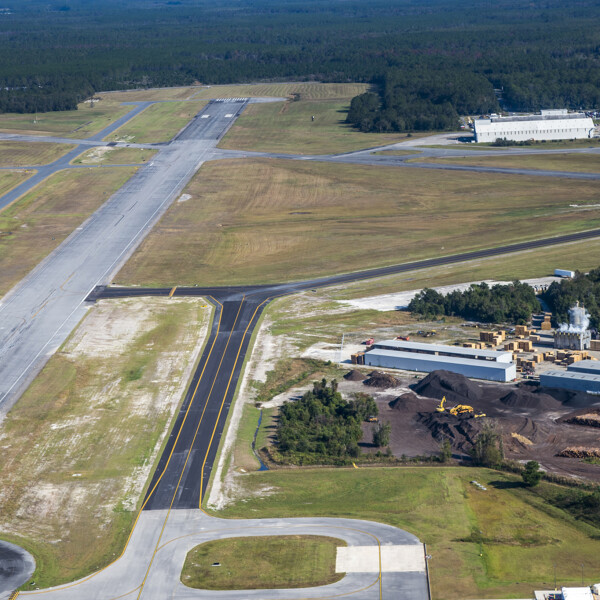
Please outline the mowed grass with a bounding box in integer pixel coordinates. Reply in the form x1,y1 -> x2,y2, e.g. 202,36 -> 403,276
97,86 -> 199,102
0,167 -> 137,296
415,152 -> 600,173
181,536 -> 344,589
208,468 -> 600,599
191,82 -> 371,101
71,146 -> 157,165
219,99 -> 411,155
0,141 -> 76,166
0,170 -> 32,197
321,237 -> 600,301
0,100 -> 130,138
116,158 -> 600,287
0,298 -> 210,588
104,101 -> 207,143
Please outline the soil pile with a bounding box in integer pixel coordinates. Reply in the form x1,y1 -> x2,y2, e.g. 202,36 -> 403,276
412,370 -> 482,405
500,389 -> 560,411
418,411 -> 486,453
344,369 -> 365,382
364,371 -> 400,388
389,392 -> 422,412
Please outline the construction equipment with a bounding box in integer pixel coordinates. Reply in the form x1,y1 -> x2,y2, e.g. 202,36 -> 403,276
366,415 -> 378,423
473,413 -> 486,418
449,404 -> 474,416
436,396 -> 447,412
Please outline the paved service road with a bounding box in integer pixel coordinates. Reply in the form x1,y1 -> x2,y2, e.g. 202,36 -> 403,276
17,510 -> 428,600
0,542 -> 35,597
0,99 -> 248,418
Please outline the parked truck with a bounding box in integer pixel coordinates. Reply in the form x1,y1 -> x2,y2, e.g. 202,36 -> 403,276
554,268 -> 575,278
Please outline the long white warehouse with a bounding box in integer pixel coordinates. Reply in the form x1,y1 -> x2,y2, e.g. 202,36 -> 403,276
473,109 -> 595,143
364,340 -> 516,382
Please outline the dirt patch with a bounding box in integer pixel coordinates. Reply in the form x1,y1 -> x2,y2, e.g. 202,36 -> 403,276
364,371 -> 400,388
344,369 -> 365,382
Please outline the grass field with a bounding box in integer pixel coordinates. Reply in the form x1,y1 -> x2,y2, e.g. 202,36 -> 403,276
414,152 -> 600,173
0,167 -> 137,296
104,101 -> 206,143
208,467 -> 600,599
181,536 -> 343,589
318,237 -> 600,301
0,170 -> 32,198
191,82 -> 371,101
71,146 -> 157,165
219,98 -> 411,155
0,297 -> 210,588
0,100 -> 130,138
0,141 -> 76,166
115,158 -> 600,288
97,87 -> 199,102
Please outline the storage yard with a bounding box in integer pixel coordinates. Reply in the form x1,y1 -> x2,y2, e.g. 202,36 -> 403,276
336,368 -> 600,481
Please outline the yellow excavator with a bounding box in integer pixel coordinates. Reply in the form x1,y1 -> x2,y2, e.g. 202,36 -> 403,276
436,396 -> 446,412
436,397 -> 485,418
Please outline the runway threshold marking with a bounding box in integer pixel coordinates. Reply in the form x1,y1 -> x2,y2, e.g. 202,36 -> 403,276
136,297 -> 245,599
168,286 -> 177,297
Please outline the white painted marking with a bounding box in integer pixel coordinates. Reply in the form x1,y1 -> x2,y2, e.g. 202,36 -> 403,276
225,114 -> 234,118
336,545 -> 425,573
201,115 -> 210,119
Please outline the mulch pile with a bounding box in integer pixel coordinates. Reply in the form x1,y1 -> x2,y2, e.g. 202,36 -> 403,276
344,369 -> 365,382
364,371 -> 400,388
412,370 -> 482,405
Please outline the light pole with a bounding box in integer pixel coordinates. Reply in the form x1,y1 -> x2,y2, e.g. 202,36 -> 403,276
554,563 -> 557,591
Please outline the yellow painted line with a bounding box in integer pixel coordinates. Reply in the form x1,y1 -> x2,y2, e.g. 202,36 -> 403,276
59,271 -> 75,291
22,297 -> 225,596
168,286 -> 177,298
136,297 -> 245,599
30,300 -> 49,320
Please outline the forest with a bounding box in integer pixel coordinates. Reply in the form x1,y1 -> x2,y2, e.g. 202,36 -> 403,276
407,281 -> 540,324
543,268 -> 600,329
1,0 -> 600,129
276,379 -> 377,465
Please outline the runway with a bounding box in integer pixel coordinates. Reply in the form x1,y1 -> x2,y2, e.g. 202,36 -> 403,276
0,99 -> 249,418
2,95 -> 600,599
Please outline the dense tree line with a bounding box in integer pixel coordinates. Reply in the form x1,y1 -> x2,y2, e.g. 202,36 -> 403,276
543,268 -> 600,329
277,379 -> 377,465
0,0 -> 599,118
407,281 -> 540,324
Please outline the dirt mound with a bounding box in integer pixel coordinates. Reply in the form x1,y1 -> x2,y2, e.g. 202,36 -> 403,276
364,371 -> 400,388
344,369 -> 365,382
541,387 -> 600,409
412,370 -> 482,405
418,411 -> 487,453
500,389 -> 560,411
389,392 -> 422,412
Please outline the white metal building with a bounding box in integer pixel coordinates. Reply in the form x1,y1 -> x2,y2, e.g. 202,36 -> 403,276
540,370 -> 600,393
364,340 -> 516,382
473,109 -> 595,143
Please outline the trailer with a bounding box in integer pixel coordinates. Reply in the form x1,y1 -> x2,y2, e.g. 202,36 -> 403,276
554,268 -> 575,278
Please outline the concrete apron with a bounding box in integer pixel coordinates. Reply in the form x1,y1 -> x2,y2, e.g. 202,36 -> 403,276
19,510 -> 428,600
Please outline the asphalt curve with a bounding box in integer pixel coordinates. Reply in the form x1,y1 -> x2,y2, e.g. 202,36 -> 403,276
87,226 -> 600,511
0,541 -> 35,596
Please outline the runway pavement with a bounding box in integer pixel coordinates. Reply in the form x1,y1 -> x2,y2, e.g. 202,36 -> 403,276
0,98 -> 249,418
2,95 -> 600,599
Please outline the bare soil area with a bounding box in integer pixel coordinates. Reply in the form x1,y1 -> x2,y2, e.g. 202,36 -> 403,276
350,369 -> 600,481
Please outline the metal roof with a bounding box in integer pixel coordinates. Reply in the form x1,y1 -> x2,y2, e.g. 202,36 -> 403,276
372,339 -> 512,362
476,112 -> 591,124
566,359 -> 600,374
541,370 -> 600,382
365,348 -> 515,372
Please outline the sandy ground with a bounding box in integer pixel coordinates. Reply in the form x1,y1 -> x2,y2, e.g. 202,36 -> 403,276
0,297 -> 211,541
341,277 -> 561,312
